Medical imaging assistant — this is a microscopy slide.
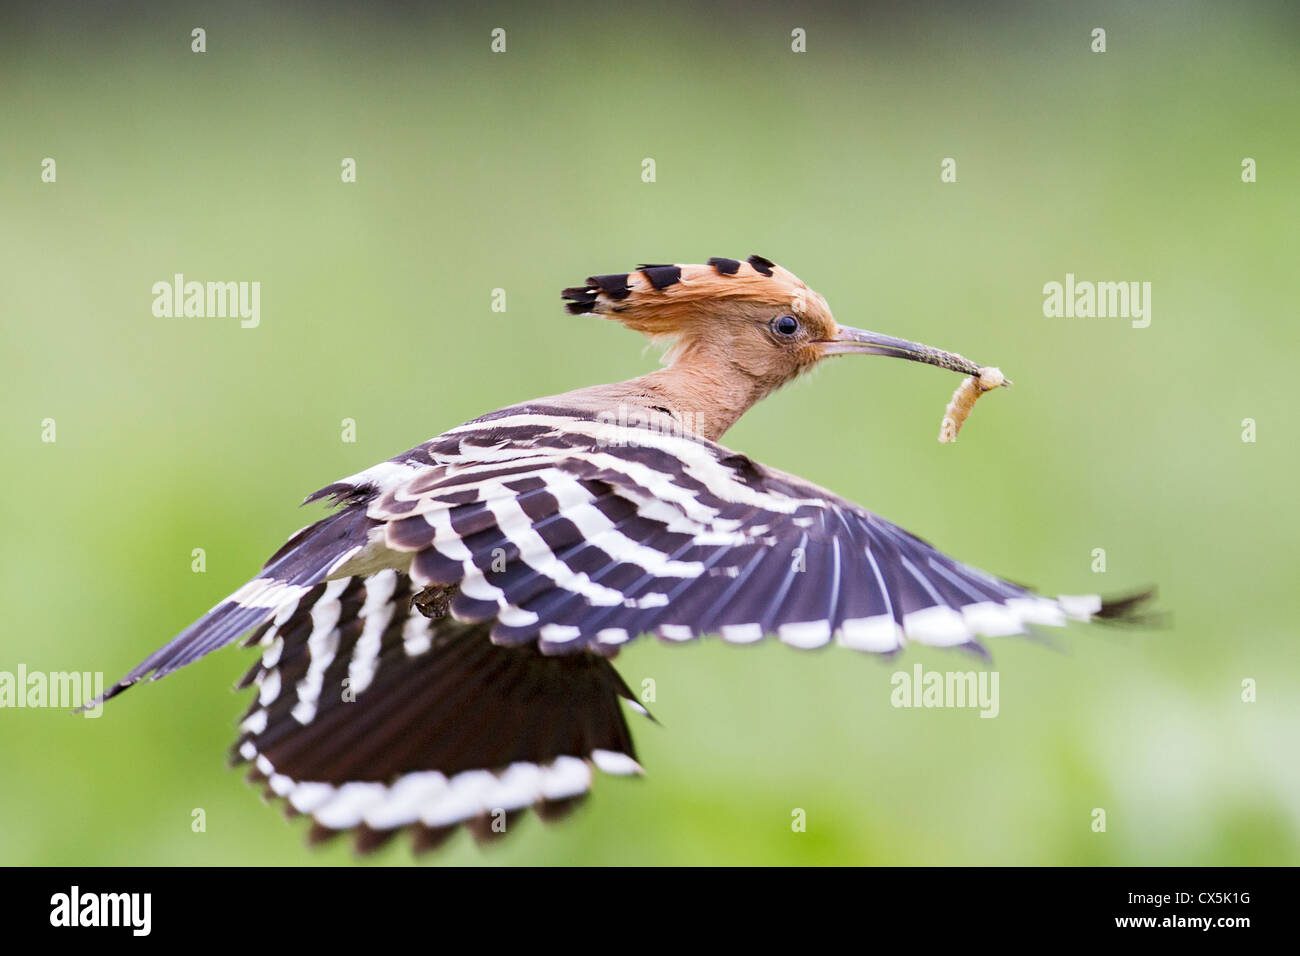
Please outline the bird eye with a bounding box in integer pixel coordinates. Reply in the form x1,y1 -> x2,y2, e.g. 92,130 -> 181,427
772,315 -> 800,337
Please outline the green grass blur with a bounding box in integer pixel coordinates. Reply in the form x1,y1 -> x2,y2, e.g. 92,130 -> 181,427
1,0 -> 1297,865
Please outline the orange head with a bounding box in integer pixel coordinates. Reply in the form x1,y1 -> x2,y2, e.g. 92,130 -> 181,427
563,255 -> 988,392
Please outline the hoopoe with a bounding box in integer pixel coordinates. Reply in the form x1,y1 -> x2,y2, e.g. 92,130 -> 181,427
96,255 -> 1153,853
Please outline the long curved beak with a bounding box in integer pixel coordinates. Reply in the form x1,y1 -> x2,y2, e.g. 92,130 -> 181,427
820,325 -> 989,377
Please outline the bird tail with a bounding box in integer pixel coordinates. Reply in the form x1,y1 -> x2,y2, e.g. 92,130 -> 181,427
233,569 -> 647,853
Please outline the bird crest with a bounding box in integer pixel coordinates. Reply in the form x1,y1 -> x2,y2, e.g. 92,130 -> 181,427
562,255 -> 834,339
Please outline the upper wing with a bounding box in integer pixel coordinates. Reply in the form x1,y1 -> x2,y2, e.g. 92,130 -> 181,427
100,402 -> 1146,705
368,407 -> 1132,656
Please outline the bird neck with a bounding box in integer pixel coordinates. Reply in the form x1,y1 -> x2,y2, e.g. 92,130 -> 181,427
543,340 -> 785,442
630,361 -> 770,441
546,346 -> 784,442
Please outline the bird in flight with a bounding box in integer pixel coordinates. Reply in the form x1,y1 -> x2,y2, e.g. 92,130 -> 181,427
96,255 -> 1152,853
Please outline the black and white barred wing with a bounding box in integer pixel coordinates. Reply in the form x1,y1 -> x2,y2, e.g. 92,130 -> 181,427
372,412 -> 1134,657
100,406 -> 1146,851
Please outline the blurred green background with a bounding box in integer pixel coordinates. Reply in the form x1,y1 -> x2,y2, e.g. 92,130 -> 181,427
2,0 -> 1297,865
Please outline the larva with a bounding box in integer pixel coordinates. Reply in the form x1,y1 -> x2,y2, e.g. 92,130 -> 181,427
938,366 -> 1009,443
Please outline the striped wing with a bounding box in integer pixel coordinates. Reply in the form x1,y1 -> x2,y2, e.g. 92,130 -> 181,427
100,402 -> 1145,851
368,406 -> 1110,656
